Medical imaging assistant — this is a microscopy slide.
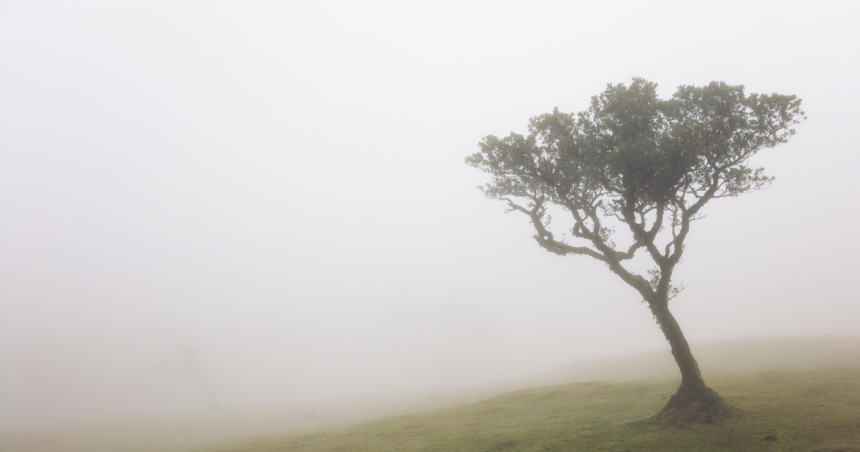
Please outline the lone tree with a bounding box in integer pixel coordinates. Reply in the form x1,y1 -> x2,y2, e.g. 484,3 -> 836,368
466,79 -> 804,424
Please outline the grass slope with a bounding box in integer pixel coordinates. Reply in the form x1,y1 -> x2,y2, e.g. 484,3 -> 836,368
220,342 -> 860,452
4,337 -> 858,452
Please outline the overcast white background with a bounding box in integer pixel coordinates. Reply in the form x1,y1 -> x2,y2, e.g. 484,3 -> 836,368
1,0 -> 858,431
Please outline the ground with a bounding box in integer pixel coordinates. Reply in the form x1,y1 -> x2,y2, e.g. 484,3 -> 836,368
218,366 -> 860,452
3,336 -> 859,452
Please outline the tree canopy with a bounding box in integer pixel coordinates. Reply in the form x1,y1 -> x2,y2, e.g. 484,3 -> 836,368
466,79 -> 803,305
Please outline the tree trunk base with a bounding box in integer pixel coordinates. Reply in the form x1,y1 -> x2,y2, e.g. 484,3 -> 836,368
650,383 -> 734,425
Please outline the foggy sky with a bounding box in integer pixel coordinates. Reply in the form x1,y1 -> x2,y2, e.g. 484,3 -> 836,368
1,0 -> 859,432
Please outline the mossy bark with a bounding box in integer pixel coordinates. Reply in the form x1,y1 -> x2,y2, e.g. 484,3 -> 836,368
649,302 -> 733,424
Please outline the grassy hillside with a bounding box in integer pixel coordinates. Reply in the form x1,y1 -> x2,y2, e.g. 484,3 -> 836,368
3,337 -> 859,452
218,337 -> 860,452
218,368 -> 860,452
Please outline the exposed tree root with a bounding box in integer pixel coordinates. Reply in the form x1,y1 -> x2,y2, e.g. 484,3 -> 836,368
650,384 -> 734,425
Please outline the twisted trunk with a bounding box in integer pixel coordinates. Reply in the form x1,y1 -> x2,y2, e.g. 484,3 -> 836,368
649,301 -> 732,424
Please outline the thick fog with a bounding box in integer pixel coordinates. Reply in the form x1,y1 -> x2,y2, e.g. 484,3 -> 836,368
1,0 -> 859,433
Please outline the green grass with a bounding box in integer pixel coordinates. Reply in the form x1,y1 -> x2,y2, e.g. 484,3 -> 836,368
6,337 -> 857,452
220,367 -> 860,452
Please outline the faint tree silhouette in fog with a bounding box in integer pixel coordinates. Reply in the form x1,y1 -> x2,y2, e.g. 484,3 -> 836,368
175,344 -> 221,411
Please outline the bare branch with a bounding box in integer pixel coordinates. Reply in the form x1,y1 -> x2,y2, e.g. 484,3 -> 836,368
496,197 -> 610,262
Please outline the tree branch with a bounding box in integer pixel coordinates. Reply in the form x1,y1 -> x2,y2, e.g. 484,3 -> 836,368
498,197 -> 610,262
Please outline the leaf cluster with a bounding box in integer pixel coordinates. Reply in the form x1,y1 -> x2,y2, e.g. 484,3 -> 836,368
466,79 -> 804,303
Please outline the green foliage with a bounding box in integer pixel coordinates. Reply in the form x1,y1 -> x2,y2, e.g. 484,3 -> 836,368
465,79 -> 804,303
467,78 -> 803,208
